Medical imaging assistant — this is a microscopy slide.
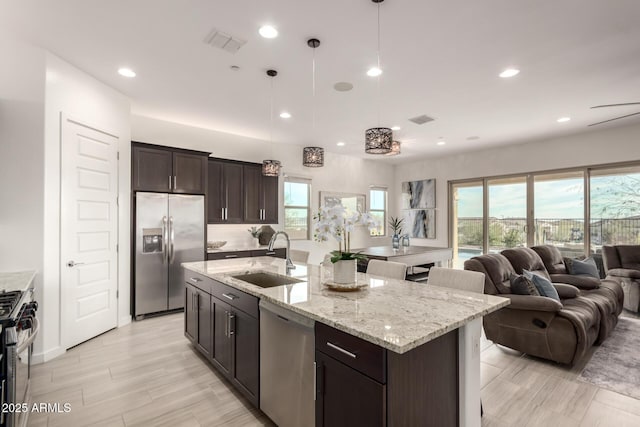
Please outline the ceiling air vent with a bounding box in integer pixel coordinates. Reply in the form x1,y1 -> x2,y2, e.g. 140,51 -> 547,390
408,114 -> 435,125
203,28 -> 247,54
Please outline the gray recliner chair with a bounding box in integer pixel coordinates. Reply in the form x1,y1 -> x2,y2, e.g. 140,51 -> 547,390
603,245 -> 640,313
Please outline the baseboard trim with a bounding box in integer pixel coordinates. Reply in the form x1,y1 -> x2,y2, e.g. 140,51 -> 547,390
32,346 -> 66,365
119,314 -> 132,327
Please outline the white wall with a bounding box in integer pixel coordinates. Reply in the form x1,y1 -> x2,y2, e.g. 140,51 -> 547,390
132,115 -> 396,264
394,122 -> 640,248
0,37 -> 46,345
39,54 -> 131,362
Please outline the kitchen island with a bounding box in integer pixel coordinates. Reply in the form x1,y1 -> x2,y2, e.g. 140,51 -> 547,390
183,257 -> 508,427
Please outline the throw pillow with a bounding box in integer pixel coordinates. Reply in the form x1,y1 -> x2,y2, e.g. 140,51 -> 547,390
509,274 -> 541,296
570,257 -> 600,279
523,270 -> 561,302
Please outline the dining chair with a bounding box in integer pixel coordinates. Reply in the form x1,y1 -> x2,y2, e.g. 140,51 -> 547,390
366,259 -> 408,280
427,267 -> 485,293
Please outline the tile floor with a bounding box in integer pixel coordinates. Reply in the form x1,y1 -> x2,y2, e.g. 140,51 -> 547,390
27,312 -> 640,426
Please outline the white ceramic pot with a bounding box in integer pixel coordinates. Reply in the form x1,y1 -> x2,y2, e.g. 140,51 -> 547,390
333,259 -> 357,284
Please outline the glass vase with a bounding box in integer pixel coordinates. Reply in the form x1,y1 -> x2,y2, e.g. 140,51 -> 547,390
392,234 -> 400,249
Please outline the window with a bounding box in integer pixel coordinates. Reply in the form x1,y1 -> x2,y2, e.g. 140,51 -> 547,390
369,187 -> 387,236
284,178 -> 311,240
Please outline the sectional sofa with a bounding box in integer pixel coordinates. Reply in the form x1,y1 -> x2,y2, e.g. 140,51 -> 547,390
464,246 -> 623,365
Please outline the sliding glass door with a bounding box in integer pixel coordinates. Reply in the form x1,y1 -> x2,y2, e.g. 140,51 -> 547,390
451,181 -> 483,268
534,171 -> 585,258
487,177 -> 528,253
590,165 -> 640,252
450,161 -> 640,263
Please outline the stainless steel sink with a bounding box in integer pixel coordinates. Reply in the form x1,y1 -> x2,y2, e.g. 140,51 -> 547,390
232,272 -> 302,288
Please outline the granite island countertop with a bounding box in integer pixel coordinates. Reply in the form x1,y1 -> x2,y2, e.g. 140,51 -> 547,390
183,258 -> 509,354
0,271 -> 36,293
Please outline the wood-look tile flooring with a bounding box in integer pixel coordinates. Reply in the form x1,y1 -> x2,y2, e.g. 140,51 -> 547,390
28,313 -> 640,427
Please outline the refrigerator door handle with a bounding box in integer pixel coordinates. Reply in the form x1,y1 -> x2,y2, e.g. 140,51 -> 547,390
169,216 -> 175,263
162,216 -> 168,264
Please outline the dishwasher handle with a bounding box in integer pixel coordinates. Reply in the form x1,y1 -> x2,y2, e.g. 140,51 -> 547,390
259,300 -> 315,329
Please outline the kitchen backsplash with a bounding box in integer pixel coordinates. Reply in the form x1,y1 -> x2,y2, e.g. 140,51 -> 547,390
207,224 -> 280,247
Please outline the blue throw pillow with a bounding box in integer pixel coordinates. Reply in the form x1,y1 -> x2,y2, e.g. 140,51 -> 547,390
570,258 -> 600,279
523,270 -> 561,302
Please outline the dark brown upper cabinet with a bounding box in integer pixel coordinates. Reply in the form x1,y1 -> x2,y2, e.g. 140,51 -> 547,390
132,142 -> 208,194
243,164 -> 279,224
208,160 -> 244,223
208,159 -> 278,224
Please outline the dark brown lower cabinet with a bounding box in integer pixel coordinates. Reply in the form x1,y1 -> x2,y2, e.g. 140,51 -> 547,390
231,307 -> 259,402
184,272 -> 260,407
315,350 -> 386,427
315,322 -> 459,427
184,284 -> 197,342
185,284 -> 213,358
196,291 -> 212,358
211,296 -> 232,375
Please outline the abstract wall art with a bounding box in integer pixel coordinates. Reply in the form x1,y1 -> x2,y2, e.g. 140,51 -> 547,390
401,179 -> 435,209
403,209 -> 436,239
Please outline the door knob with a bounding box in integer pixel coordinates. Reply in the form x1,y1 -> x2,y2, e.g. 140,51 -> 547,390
67,261 -> 85,267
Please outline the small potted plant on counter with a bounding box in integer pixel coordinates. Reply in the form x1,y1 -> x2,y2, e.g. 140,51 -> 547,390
389,216 -> 404,249
313,205 -> 379,284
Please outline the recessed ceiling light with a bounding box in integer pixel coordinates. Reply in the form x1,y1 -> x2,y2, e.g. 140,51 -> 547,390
557,117 -> 571,123
279,112 -> 291,119
258,25 -> 278,39
499,68 -> 520,78
118,67 -> 136,78
391,126 -> 401,131
367,67 -> 382,77
336,142 -> 345,147
437,141 -> 446,146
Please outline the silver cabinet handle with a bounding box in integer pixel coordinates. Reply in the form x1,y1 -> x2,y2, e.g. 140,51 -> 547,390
265,251 -> 276,255
222,293 -> 238,300
225,310 -> 229,337
229,313 -> 235,336
326,342 -> 357,359
224,254 -> 238,258
174,175 -> 177,189
66,261 -> 85,267
190,277 -> 202,283
221,208 -> 224,220
168,175 -> 172,190
225,207 -> 228,220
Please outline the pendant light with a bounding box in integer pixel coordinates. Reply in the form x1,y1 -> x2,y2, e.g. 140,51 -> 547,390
303,38 -> 324,167
365,0 -> 393,154
262,69 -> 282,176
385,140 -> 401,156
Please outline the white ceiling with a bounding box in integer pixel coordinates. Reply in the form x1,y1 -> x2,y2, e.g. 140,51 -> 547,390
4,0 -> 640,163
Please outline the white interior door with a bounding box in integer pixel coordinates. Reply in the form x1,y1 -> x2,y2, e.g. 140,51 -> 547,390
61,116 -> 119,348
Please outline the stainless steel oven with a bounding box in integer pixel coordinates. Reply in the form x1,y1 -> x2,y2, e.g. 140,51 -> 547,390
1,290 -> 38,427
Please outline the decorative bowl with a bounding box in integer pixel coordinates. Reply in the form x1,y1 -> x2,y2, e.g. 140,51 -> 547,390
208,241 -> 227,249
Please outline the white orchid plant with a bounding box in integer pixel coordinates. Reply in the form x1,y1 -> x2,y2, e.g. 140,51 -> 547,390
313,205 -> 380,263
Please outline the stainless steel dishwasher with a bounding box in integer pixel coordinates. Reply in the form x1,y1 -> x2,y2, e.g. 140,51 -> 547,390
259,300 -> 315,427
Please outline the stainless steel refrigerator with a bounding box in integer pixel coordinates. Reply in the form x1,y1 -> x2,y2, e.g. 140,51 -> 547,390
135,192 -> 205,318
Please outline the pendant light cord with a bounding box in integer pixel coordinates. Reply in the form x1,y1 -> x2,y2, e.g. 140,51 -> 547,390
377,2 -> 381,126
269,76 -> 274,155
312,46 -> 316,134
